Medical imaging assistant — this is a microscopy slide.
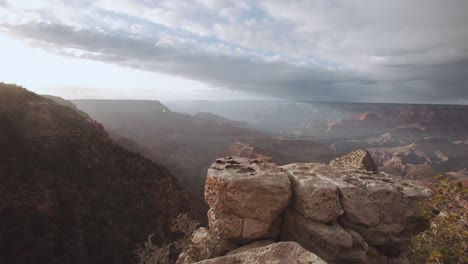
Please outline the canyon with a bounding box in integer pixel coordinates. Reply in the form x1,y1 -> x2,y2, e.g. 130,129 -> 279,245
1,83 -> 465,263
73,100 -> 468,224
167,100 -> 468,184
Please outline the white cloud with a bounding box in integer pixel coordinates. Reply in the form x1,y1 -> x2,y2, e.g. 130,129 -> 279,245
1,0 -> 468,103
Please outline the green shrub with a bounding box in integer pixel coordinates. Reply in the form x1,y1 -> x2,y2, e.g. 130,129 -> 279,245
411,176 -> 467,264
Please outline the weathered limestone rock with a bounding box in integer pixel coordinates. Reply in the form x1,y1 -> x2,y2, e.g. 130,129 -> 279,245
281,163 -> 344,223
281,206 -> 357,262
176,227 -> 238,264
195,242 -> 327,264
205,157 -> 291,244
197,151 -> 431,263
225,239 -> 274,256
329,149 -> 378,172
280,162 -> 432,264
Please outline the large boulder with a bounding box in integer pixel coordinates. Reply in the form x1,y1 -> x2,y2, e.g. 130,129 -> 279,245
329,149 -> 378,172
280,162 -> 432,264
205,157 -> 291,244
225,239 -> 274,256
195,242 -> 327,264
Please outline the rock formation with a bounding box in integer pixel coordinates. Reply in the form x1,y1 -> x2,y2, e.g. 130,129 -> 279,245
205,157 -> 291,244
329,149 -> 378,172
179,150 -> 432,264
196,242 -> 327,264
280,162 -> 431,263
225,239 -> 274,256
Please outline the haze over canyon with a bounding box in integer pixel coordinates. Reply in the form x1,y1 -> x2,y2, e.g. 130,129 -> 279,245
1,0 -> 467,263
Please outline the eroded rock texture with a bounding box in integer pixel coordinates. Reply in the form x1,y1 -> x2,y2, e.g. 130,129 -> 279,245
195,242 -> 327,264
280,161 -> 432,263
183,151 -> 431,264
204,157 -> 291,244
225,239 -> 275,256
329,149 -> 378,172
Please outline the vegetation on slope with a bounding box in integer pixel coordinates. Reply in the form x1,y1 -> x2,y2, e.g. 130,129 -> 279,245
0,83 -> 189,264
411,176 -> 467,263
134,213 -> 200,264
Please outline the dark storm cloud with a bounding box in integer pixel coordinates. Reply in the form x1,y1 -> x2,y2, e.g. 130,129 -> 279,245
3,23 -> 366,101
2,0 -> 468,103
5,21 -> 466,103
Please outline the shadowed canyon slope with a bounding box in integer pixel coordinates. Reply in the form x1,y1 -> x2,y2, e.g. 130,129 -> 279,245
72,100 -> 265,221
0,84 -> 189,264
73,100 -> 343,222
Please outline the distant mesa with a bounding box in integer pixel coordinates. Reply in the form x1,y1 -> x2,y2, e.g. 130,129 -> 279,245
194,112 -> 248,127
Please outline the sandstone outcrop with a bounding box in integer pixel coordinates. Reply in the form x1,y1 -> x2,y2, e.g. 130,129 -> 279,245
280,161 -> 432,263
180,151 -> 432,264
195,242 -> 327,264
329,149 -> 378,172
204,157 -> 291,244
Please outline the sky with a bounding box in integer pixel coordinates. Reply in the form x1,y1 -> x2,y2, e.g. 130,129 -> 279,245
0,0 -> 467,103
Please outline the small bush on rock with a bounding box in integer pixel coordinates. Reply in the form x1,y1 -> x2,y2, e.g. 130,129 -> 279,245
411,176 -> 467,264
134,234 -> 171,264
135,213 -> 200,264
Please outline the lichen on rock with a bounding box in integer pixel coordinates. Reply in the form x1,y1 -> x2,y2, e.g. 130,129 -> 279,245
329,149 -> 378,172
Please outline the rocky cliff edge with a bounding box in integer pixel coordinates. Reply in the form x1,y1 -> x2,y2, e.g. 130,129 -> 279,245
179,150 -> 432,264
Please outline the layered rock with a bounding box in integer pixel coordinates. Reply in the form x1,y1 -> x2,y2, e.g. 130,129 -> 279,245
195,242 -> 327,264
280,160 -> 432,263
204,157 -> 291,244
182,151 -> 432,264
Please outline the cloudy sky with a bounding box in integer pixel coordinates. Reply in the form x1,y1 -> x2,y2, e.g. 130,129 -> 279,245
1,0 -> 467,103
